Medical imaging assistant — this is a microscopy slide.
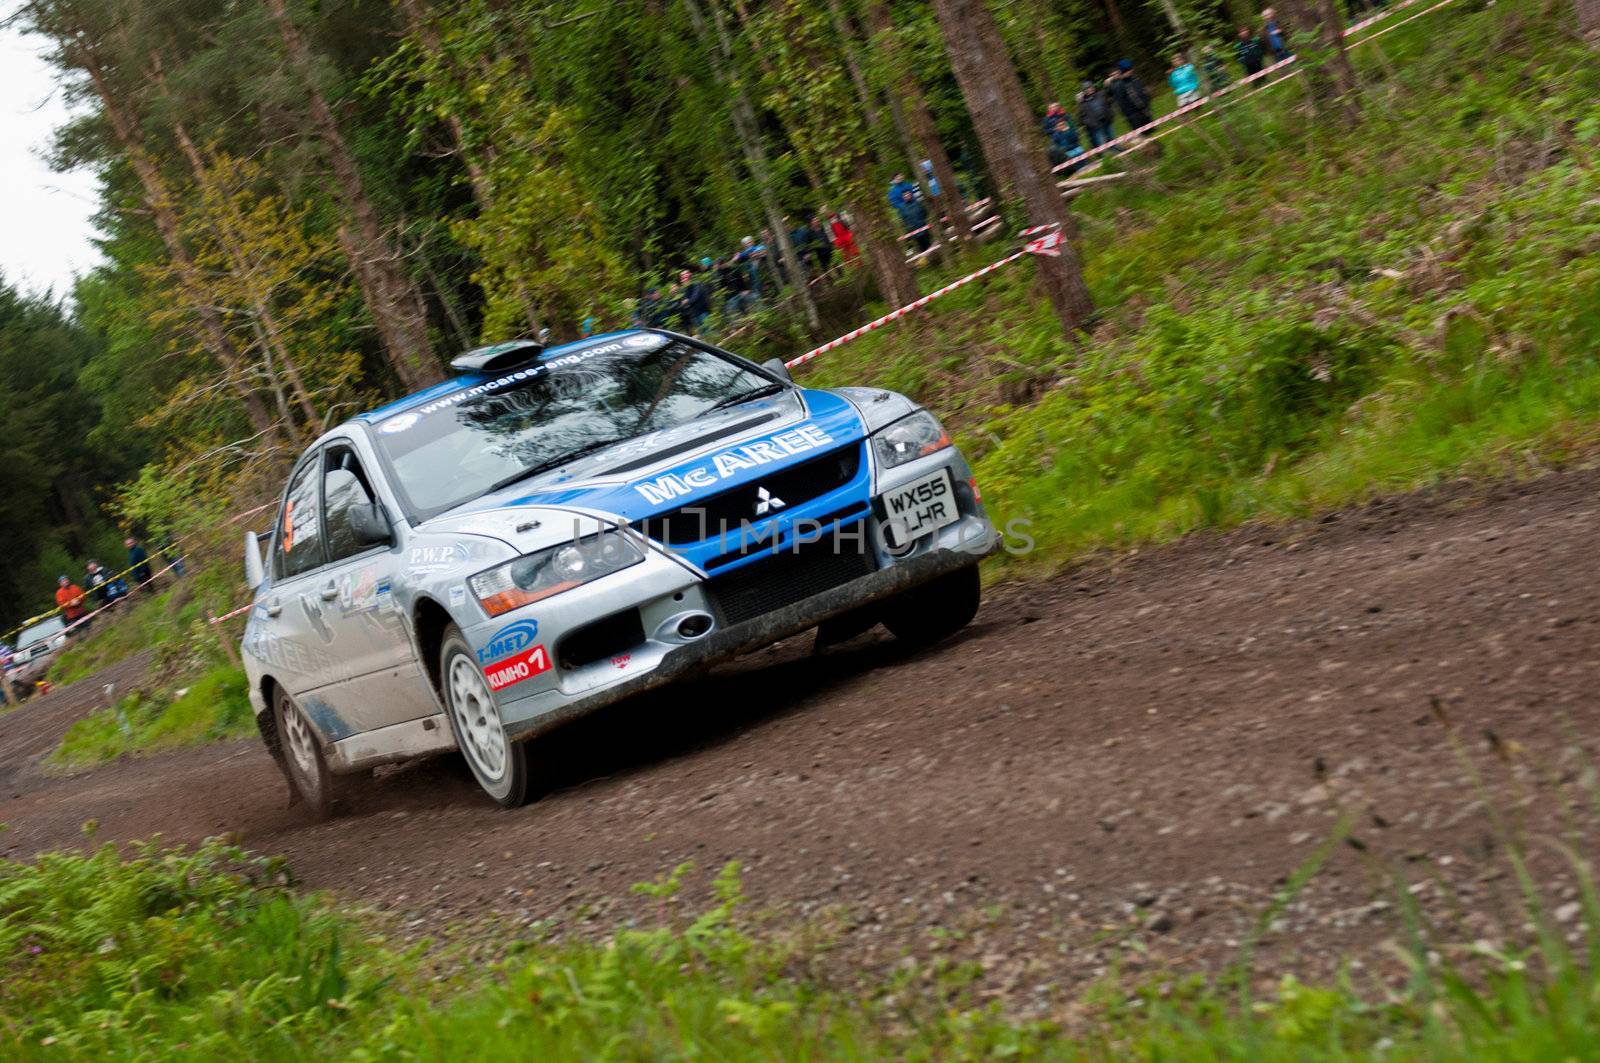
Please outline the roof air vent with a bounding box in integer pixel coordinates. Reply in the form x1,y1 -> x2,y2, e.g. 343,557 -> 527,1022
449,339 -> 546,375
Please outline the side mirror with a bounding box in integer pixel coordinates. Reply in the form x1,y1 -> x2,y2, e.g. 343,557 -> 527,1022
244,530 -> 266,590
761,357 -> 792,383
348,502 -> 393,547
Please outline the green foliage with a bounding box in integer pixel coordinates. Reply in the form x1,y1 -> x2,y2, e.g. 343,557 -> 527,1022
0,282 -> 138,632
49,665 -> 254,767
801,0 -> 1600,571
0,839 -> 382,1059
7,833 -> 1600,1058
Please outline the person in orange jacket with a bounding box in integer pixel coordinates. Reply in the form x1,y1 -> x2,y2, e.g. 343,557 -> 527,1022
55,575 -> 88,630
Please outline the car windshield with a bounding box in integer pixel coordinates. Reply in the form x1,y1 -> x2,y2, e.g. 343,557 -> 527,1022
372,334 -> 777,520
17,617 -> 64,649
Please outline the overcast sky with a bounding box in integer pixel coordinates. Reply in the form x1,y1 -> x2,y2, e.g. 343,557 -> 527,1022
0,3 -> 102,300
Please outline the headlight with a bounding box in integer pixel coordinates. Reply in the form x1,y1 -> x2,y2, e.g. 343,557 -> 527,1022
871,410 -> 951,471
469,528 -> 645,617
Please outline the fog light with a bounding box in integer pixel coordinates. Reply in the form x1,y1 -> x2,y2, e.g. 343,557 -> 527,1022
677,614 -> 713,639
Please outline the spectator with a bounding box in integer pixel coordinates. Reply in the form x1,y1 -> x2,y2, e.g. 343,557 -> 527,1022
789,218 -> 819,278
1199,43 -> 1230,92
55,575 -> 87,629
897,188 -> 932,253
1107,60 -> 1154,133
126,536 -> 153,585
919,159 -> 941,198
634,287 -> 667,328
157,534 -> 185,577
826,211 -> 859,262
1076,79 -> 1117,149
1235,26 -> 1266,76
717,257 -> 759,316
808,215 -> 834,273
887,173 -> 917,220
580,315 -> 597,338
1168,52 -> 1201,107
86,561 -> 116,608
1040,102 -> 1081,164
1262,7 -> 1292,62
737,236 -> 769,298
677,268 -> 712,332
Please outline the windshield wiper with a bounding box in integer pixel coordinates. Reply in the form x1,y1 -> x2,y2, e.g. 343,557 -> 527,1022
707,383 -> 785,413
486,439 -> 626,494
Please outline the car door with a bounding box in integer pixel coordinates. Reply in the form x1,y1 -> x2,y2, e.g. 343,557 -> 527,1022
308,441 -> 436,733
256,451 -> 341,708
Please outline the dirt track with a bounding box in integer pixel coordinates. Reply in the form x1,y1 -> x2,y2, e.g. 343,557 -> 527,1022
4,469 -> 1598,1001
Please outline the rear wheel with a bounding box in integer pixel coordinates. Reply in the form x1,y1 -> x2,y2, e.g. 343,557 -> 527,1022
274,687 -> 337,818
440,624 -> 530,808
881,565 -> 982,648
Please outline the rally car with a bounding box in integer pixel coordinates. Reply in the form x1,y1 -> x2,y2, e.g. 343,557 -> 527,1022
242,329 -> 998,812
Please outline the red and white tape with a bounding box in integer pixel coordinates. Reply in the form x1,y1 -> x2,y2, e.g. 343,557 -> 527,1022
897,197 -> 998,244
786,225 -> 1064,371
208,601 -> 256,626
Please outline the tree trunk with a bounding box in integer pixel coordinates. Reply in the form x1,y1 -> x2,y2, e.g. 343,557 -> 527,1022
262,0 -> 441,389
929,0 -> 1094,337
865,0 -> 973,245
65,32 -> 284,448
846,162 -> 918,308
823,0 -> 942,259
1278,0 -> 1361,122
684,0 -> 822,333
1580,0 -> 1600,39
1099,0 -> 1135,55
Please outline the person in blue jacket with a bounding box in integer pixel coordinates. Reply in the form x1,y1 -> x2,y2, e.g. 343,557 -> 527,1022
887,174 -> 918,221
1168,52 -> 1201,106
896,188 -> 931,253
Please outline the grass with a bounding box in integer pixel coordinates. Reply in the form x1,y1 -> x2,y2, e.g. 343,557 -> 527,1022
771,0 -> 1600,576
47,665 -> 255,768
46,586 -> 203,688
3,827 -> 1600,1060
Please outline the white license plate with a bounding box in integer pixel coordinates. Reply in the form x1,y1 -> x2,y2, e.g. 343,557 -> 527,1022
880,468 -> 959,548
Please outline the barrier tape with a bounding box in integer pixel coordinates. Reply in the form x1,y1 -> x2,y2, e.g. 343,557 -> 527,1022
897,197 -> 999,244
208,601 -> 255,626
3,500 -> 276,644
786,225 -> 1064,371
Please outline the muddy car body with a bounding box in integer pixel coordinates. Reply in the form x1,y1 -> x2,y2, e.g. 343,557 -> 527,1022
242,330 -> 997,809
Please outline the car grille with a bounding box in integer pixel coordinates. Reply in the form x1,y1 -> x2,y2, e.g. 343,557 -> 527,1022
707,520 -> 877,626
634,443 -> 861,545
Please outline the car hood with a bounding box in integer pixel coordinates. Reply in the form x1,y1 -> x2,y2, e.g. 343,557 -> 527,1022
423,387 -> 868,533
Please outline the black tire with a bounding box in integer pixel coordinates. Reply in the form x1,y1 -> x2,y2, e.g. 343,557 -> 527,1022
273,686 -> 338,819
439,624 -> 531,808
881,564 -> 982,648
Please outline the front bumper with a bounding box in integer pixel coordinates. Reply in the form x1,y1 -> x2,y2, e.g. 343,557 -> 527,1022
498,540 -> 992,742
461,442 -> 998,741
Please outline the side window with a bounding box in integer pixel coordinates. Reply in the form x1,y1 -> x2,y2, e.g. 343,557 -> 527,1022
322,446 -> 380,565
274,456 -> 326,580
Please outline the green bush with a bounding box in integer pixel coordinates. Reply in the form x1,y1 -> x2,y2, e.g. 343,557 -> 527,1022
5,836 -> 1600,1059
50,666 -> 254,767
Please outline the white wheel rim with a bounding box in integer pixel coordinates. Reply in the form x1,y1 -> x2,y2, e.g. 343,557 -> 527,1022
281,698 -> 319,781
449,655 -> 507,783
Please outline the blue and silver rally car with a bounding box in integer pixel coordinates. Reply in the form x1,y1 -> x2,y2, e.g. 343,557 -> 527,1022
241,330 -> 998,811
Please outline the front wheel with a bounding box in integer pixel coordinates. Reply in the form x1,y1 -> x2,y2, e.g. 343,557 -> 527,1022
440,624 -> 531,808
881,565 -> 982,648
274,686 -> 338,818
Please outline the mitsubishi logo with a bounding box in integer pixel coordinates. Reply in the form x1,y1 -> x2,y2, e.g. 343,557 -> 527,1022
754,486 -> 785,516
